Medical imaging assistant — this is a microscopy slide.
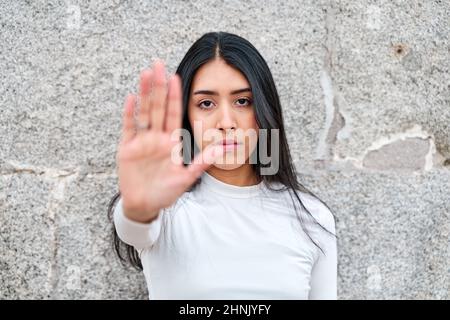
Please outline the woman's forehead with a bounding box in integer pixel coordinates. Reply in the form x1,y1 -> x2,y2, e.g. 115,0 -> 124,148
191,59 -> 250,93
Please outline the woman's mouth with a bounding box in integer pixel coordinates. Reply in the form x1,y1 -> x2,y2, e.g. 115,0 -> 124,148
217,139 -> 241,152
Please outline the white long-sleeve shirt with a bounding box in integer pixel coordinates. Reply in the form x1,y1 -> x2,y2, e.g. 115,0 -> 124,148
114,171 -> 337,300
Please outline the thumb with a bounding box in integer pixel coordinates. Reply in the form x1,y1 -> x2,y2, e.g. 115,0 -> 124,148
185,144 -> 225,178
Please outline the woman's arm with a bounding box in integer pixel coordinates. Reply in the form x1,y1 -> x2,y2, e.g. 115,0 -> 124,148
113,196 -> 163,250
308,207 -> 338,300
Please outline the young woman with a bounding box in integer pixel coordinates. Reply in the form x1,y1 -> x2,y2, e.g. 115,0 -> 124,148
107,32 -> 337,299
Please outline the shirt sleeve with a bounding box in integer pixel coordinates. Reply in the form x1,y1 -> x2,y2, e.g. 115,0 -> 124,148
308,202 -> 338,300
113,196 -> 163,250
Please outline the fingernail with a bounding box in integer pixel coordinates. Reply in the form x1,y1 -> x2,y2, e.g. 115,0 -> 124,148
153,58 -> 164,67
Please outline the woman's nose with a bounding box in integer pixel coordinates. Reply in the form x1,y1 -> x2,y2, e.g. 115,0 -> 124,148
216,104 -> 237,130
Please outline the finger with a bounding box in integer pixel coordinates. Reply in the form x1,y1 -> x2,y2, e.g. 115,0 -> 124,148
186,144 -> 225,178
150,60 -> 168,131
120,94 -> 136,144
165,74 -> 183,137
128,130 -> 167,160
169,141 -> 184,166
137,69 -> 153,130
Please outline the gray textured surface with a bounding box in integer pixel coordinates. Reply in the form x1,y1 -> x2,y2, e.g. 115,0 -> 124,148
1,0 -> 449,299
301,169 -> 449,299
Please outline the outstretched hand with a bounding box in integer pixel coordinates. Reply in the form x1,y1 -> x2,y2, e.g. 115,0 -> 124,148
116,60 -> 224,223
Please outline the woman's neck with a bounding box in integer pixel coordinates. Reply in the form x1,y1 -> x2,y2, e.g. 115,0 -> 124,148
206,164 -> 260,186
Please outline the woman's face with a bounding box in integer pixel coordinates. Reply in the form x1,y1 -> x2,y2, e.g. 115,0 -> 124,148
188,58 -> 259,170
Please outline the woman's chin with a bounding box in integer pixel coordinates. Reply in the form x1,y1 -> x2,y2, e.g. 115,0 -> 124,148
212,161 -> 246,171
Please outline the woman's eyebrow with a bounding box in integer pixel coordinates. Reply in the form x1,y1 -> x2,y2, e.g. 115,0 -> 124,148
193,88 -> 252,95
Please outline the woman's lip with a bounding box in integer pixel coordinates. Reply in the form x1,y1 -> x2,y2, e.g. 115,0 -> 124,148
222,143 -> 239,151
217,140 -> 241,145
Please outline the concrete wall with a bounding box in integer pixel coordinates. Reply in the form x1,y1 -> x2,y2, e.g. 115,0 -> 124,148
1,0 -> 448,299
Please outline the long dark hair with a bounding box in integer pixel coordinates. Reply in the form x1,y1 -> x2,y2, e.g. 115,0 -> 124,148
107,31 -> 337,270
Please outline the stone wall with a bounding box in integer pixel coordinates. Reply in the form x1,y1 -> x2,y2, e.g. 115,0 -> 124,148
1,0 -> 448,299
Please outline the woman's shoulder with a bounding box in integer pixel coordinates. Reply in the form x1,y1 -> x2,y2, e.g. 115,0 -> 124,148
297,191 -> 336,233
263,182 -> 335,232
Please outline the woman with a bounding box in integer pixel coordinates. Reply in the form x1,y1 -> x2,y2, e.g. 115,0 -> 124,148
107,31 -> 337,299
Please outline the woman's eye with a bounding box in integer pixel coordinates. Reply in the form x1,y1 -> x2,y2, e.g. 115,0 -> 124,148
198,100 -> 214,109
236,98 -> 252,107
